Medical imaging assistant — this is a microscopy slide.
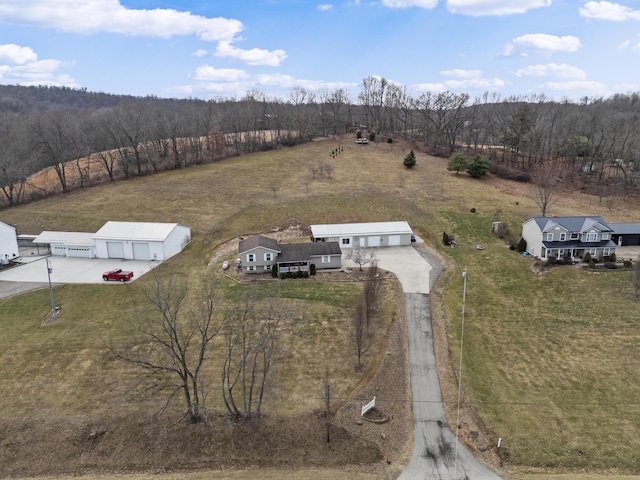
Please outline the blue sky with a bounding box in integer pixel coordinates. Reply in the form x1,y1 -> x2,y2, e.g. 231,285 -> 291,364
0,0 -> 639,101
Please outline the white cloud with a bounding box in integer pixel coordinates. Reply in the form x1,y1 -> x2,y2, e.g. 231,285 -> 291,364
192,65 -> 248,82
441,68 -> 483,78
617,40 -> 630,49
0,0 -> 244,41
541,80 -> 607,94
515,63 -> 586,79
380,0 -> 438,8
634,42 -> 640,52
447,0 -> 551,16
317,4 -> 334,11
193,49 -> 208,57
414,70 -> 504,91
503,34 -> 582,56
0,44 -> 38,65
0,48 -> 77,87
215,41 -> 287,66
579,1 -> 640,21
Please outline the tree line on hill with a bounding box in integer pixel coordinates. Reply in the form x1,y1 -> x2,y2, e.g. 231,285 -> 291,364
1,80 -> 639,208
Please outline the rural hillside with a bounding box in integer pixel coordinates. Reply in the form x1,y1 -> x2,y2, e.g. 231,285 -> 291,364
2,129 -> 640,480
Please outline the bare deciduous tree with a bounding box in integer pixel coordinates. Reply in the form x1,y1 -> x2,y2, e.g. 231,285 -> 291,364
351,296 -> 370,371
221,287 -> 284,419
633,258 -> 640,300
532,162 -> 564,217
110,270 -> 221,424
363,260 -> 383,326
347,249 -> 375,271
269,181 -> 280,197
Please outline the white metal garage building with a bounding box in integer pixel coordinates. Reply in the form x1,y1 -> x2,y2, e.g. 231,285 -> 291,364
93,221 -> 191,261
310,221 -> 413,248
0,220 -> 19,263
32,231 -> 96,258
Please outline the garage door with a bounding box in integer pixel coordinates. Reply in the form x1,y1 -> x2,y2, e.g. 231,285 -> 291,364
51,245 -> 67,256
68,247 -> 91,258
132,242 -> 150,261
389,235 -> 401,246
107,241 -> 125,259
368,236 -> 380,247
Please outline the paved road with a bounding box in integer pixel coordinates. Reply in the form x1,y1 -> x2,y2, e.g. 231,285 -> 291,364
345,244 -> 502,480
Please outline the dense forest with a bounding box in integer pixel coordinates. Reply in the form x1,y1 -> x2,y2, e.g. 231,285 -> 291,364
1,79 -> 639,208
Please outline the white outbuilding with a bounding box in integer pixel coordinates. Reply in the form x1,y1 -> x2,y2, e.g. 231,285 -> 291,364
0,221 -> 19,264
32,231 -> 96,258
310,221 -> 413,248
92,221 -> 191,261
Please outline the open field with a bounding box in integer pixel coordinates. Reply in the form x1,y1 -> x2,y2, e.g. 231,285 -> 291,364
2,137 -> 640,478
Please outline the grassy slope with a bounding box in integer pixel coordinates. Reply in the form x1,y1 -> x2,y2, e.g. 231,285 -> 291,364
2,138 -> 640,478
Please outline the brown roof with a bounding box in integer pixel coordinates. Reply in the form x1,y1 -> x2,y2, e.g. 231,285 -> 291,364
238,235 -> 281,254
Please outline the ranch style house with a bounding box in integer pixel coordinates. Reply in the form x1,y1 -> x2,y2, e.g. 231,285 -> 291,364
238,235 -> 342,274
522,216 -> 617,262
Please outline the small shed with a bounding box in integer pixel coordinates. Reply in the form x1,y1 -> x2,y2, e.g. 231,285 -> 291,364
0,221 -> 19,264
93,221 -> 191,261
32,231 -> 96,258
310,221 -> 413,248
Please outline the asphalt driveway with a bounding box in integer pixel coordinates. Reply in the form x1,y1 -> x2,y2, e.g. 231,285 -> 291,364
344,245 -> 502,480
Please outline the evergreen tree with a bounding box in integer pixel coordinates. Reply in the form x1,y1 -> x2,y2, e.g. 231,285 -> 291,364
403,150 -> 416,168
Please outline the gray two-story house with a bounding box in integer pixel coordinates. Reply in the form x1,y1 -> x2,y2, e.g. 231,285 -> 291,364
238,235 -> 342,274
521,216 -> 617,261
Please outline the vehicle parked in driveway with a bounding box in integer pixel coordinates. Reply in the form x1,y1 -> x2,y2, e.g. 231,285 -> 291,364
102,268 -> 134,282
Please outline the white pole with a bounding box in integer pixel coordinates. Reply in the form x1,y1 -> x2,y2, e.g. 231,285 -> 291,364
46,258 -> 56,319
454,267 -> 467,479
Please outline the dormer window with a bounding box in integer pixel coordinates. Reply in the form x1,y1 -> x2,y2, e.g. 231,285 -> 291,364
546,233 -> 554,242
559,233 -> 566,241
602,233 -> 610,240
586,232 -> 598,242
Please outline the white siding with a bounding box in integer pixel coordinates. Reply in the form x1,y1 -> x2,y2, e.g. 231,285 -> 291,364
0,221 -> 19,262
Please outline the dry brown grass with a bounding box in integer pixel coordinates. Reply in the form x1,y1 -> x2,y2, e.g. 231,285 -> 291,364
3,137 -> 640,479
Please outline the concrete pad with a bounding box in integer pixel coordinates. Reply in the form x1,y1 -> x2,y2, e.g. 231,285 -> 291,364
342,246 -> 432,294
0,256 -> 161,285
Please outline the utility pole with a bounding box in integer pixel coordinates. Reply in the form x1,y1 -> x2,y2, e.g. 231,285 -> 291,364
46,257 -> 57,319
454,267 -> 467,478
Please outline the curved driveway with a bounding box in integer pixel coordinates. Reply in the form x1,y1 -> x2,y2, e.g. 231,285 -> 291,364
345,245 -> 502,480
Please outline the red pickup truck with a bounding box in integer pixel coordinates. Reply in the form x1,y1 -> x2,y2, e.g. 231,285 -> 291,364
102,268 -> 134,282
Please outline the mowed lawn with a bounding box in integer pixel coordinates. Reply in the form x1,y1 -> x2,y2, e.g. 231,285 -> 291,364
3,137 -> 640,477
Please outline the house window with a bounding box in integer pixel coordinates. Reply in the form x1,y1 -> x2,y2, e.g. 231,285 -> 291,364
603,248 -> 611,256
586,232 -> 597,242
341,238 -> 351,246
602,233 -> 610,240
546,233 -> 554,242
247,265 -> 256,272
589,248 -> 597,256
246,253 -> 255,262
322,255 -> 330,264
265,264 -> 272,271
264,252 -> 273,261
559,233 -> 566,241
570,233 -> 579,240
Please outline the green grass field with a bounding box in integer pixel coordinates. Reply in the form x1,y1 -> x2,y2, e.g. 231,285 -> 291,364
2,137 -> 640,478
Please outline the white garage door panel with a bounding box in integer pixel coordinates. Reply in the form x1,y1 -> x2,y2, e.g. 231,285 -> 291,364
68,247 -> 91,258
132,242 -> 150,261
368,236 -> 380,247
389,235 -> 401,246
107,241 -> 125,259
51,245 -> 67,256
